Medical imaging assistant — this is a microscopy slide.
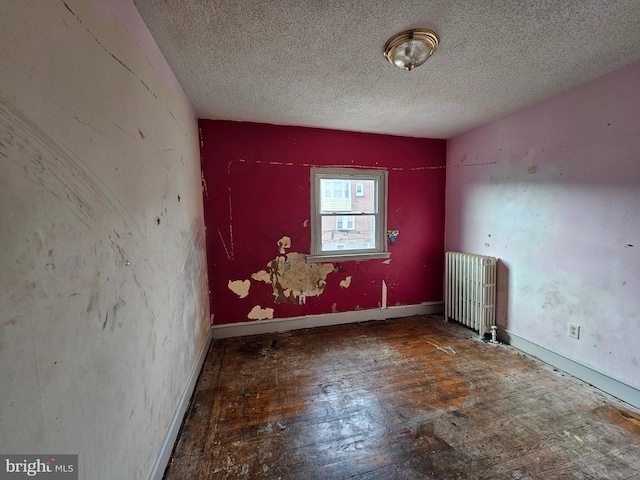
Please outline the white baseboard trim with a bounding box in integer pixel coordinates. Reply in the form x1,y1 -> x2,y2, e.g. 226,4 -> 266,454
211,302 -> 444,339
497,326 -> 640,410
148,327 -> 214,480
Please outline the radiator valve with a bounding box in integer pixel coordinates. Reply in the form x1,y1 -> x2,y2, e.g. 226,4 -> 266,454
490,325 -> 498,344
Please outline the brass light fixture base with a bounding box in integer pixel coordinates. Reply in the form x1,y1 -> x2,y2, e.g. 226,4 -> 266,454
384,29 -> 439,71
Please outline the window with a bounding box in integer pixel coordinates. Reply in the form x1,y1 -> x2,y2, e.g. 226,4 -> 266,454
324,181 -> 350,199
336,215 -> 355,230
309,168 -> 389,262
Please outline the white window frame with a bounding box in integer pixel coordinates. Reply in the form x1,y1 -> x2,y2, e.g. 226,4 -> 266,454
308,167 -> 390,263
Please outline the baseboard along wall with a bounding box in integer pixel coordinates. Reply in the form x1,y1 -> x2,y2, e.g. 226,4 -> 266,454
210,302 -> 444,339
497,326 -> 640,410
147,328 -> 214,480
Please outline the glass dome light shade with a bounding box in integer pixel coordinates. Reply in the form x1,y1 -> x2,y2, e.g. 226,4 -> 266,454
384,29 -> 439,71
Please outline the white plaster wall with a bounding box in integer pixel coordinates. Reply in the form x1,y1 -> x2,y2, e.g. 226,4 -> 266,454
0,1 -> 210,478
446,60 -> 640,389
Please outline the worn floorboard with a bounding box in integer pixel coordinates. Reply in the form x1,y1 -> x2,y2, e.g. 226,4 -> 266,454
164,315 -> 640,479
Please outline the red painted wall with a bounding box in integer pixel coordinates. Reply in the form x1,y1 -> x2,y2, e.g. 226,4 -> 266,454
200,120 -> 446,324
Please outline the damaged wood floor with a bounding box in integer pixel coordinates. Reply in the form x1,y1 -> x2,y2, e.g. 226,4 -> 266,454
164,315 -> 640,479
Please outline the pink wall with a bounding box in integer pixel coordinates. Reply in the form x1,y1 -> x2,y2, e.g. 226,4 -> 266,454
200,121 -> 446,324
446,60 -> 640,388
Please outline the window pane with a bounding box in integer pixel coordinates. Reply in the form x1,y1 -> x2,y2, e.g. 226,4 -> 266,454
320,215 -> 376,252
320,178 -> 375,213
336,215 -> 355,230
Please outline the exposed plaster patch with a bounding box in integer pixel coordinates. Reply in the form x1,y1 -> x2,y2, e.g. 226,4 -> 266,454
251,270 -> 270,283
277,236 -> 291,254
253,252 -> 334,304
382,280 -> 387,309
303,219 -> 309,228
228,279 -> 250,298
340,276 -> 352,288
382,258 -> 392,264
247,305 -> 274,320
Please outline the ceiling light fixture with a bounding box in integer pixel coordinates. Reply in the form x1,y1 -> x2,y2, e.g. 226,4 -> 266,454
384,29 -> 439,71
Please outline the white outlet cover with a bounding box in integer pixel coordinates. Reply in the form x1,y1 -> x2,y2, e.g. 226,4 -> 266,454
569,324 -> 580,339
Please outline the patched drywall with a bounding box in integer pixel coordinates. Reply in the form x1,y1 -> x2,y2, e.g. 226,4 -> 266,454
446,59 -> 640,389
0,2 -> 209,479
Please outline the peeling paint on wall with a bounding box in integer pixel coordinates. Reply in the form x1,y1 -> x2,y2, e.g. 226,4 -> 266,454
253,252 -> 335,304
200,121 -> 447,324
251,270 -> 270,283
340,276 -> 352,288
277,236 -> 291,254
228,279 -> 250,298
382,280 -> 388,309
247,305 -> 274,320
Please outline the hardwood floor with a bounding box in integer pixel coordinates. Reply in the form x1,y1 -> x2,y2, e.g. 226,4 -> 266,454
164,315 -> 640,479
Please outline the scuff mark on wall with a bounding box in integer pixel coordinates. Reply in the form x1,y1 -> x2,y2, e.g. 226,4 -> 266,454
528,165 -> 538,174
217,228 -> 232,261
248,305 -> 274,320
228,279 -> 250,298
201,170 -> 208,199
253,252 -> 335,304
61,0 -> 161,101
340,276 -> 352,288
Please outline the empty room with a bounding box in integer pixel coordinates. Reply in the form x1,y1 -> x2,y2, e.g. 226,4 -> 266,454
1,1 -> 639,479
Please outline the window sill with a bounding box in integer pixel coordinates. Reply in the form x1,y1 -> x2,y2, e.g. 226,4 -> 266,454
306,251 -> 391,263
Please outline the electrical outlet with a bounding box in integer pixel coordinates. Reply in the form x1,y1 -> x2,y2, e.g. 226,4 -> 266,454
569,323 -> 580,339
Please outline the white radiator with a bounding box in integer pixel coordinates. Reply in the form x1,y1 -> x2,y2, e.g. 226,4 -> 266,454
445,252 -> 497,338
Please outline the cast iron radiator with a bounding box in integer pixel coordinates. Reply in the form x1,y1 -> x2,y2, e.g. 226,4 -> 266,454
445,252 -> 497,338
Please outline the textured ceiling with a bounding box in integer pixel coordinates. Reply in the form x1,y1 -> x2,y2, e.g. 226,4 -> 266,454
133,0 -> 640,139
